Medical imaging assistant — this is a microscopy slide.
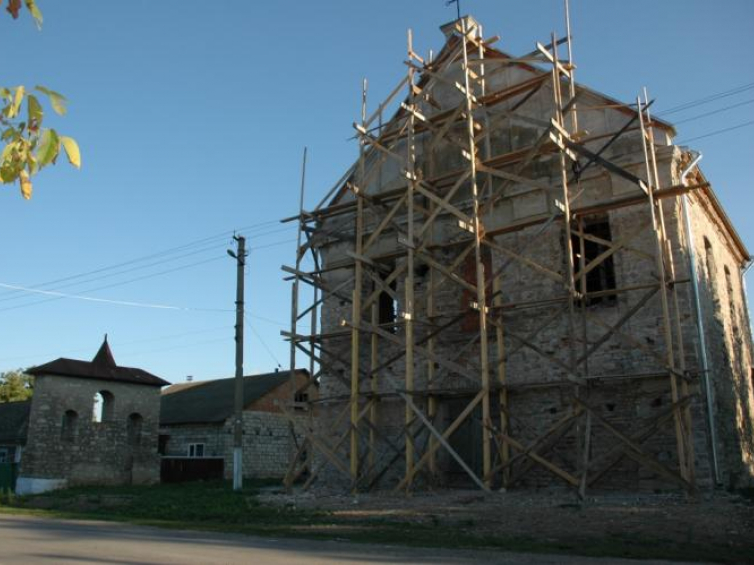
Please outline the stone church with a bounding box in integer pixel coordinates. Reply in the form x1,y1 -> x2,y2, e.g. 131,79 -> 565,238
290,16 -> 754,494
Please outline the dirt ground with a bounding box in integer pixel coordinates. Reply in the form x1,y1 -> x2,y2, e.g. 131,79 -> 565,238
259,487 -> 754,556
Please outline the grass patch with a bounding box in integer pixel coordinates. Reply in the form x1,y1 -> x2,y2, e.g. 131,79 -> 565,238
0,481 -> 750,563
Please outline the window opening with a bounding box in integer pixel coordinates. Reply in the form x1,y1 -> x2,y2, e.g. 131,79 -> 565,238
92,390 -> 114,423
61,410 -> 78,443
188,443 -> 205,457
294,391 -> 308,411
572,215 -> 616,306
158,434 -> 169,455
704,237 -> 715,280
127,413 -> 143,446
725,266 -> 738,331
376,264 -> 398,331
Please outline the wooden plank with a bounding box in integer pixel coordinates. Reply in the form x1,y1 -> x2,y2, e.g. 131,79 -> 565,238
501,433 -> 580,487
394,390 -> 485,491
575,398 -> 692,491
484,239 -> 565,284
401,392 -> 490,492
363,193 -> 408,252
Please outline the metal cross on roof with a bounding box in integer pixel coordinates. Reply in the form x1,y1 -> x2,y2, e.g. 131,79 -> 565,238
446,0 -> 461,21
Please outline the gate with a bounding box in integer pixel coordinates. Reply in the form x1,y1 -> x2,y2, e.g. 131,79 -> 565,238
160,457 -> 224,483
0,463 -> 17,493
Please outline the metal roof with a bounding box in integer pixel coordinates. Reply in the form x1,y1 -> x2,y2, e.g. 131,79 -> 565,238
160,370 -> 305,426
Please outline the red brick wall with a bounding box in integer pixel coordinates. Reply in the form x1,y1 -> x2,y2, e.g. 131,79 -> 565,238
245,371 -> 317,414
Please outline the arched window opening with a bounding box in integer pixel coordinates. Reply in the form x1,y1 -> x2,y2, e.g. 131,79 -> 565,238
724,266 -> 734,300
92,390 -> 114,423
127,413 -> 143,446
704,238 -> 715,280
61,410 -> 78,443
725,266 -> 738,331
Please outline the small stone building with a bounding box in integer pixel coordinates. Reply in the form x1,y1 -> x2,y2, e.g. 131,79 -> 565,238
159,370 -> 312,480
16,338 -> 168,494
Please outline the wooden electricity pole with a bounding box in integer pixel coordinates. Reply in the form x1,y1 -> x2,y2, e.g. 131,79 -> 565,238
228,235 -> 247,491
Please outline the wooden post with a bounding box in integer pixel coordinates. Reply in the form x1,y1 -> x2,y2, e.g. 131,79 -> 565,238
637,96 -> 688,485
643,89 -> 695,486
493,275 -> 509,487
460,18 -> 492,488
350,80 -> 368,492
404,29 -> 418,490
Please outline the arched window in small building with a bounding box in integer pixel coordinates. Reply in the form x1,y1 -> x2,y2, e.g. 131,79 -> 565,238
127,413 -> 143,446
61,410 -> 78,442
92,390 -> 114,423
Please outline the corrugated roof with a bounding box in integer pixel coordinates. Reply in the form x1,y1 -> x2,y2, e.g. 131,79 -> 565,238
27,337 -> 169,388
160,370 -> 305,425
0,400 -> 30,445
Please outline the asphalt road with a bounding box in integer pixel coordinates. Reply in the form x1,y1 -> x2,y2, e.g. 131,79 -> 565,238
0,514 -> 701,565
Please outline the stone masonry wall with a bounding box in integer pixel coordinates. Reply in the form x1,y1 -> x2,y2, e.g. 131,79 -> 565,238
161,412 -> 306,480
19,374 -> 161,487
161,373 -> 313,480
684,181 -> 754,488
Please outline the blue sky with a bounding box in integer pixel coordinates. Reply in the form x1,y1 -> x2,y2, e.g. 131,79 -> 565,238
1,1 -> 752,384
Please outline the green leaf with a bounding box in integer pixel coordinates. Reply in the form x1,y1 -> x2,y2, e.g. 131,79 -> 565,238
27,152 -> 38,175
24,0 -> 43,29
1,142 -> 15,164
2,127 -> 18,141
60,136 -> 81,168
27,94 -> 43,129
10,86 -> 25,119
35,86 -> 67,116
36,129 -> 59,168
0,165 -> 16,184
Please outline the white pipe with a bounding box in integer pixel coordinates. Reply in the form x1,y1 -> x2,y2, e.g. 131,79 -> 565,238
680,150 -> 722,484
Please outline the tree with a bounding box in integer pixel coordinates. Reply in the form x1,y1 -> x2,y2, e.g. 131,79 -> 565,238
1,0 -> 80,200
0,369 -> 33,402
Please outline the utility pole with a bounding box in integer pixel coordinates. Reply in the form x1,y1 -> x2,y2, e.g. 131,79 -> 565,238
228,235 -> 247,491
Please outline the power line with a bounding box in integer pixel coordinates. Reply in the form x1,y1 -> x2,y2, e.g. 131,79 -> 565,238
0,241 -> 228,304
0,282 -> 199,311
677,119 -> 754,144
0,231 -> 230,300
658,81 -> 754,116
0,220 -> 294,300
0,255 -> 229,312
674,97 -> 754,125
245,314 -> 283,369
247,238 -> 297,251
0,236 -> 296,313
0,226 -> 295,305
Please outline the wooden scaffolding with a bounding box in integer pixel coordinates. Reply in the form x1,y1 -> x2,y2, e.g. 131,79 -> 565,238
280,15 -> 702,497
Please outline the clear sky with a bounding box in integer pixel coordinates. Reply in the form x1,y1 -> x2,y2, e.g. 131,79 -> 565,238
1,0 -> 752,384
